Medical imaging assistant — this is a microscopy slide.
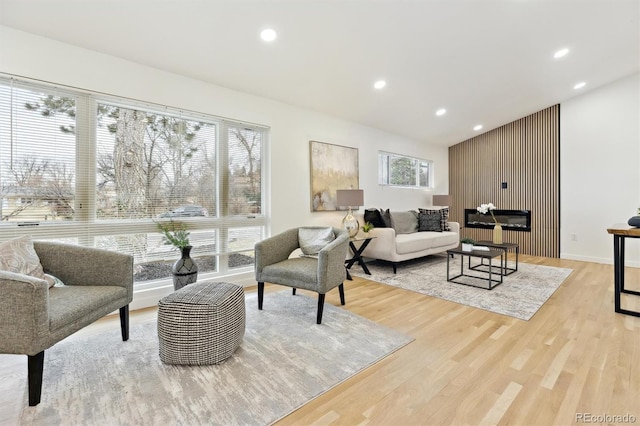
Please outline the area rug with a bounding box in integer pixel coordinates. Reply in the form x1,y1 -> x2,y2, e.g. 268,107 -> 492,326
352,254 -> 572,321
18,291 -> 413,426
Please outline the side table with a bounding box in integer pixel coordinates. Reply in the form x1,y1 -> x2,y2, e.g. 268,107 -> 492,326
471,240 -> 519,276
345,236 -> 375,280
606,225 -> 640,317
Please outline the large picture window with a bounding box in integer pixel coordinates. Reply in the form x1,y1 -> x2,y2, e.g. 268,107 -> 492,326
378,151 -> 432,188
0,76 -> 267,287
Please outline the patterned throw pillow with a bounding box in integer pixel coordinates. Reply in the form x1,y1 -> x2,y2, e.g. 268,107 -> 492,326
0,235 -> 50,286
418,209 -> 443,232
298,227 -> 336,256
418,208 -> 451,232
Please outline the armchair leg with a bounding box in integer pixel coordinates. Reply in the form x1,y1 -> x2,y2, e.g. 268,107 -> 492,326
338,283 -> 345,305
292,288 -> 296,295
258,282 -> 264,310
28,351 -> 45,406
317,294 -> 326,324
119,305 -> 129,341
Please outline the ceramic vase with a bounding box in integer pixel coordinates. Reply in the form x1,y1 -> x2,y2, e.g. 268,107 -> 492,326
172,245 -> 198,290
493,224 -> 503,244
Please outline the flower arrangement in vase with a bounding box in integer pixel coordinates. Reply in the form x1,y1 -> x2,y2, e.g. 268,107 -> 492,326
477,202 -> 502,244
156,219 -> 198,290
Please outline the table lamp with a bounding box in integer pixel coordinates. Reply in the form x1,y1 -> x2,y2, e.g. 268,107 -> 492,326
336,189 -> 364,238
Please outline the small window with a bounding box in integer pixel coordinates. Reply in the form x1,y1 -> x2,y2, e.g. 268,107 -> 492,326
378,151 -> 432,188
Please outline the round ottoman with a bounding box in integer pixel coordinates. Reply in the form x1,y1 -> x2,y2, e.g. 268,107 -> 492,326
158,281 -> 245,365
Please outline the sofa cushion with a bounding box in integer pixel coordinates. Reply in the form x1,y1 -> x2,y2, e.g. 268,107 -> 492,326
364,208 -> 386,228
390,211 -> 418,234
418,209 -> 442,232
395,231 -> 459,254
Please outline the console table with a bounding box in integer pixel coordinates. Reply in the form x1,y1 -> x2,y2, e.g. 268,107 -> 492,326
606,225 -> 640,317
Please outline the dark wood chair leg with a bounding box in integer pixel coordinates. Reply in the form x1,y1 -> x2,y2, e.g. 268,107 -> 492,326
292,288 -> 296,295
316,293 -> 326,324
119,305 -> 129,341
28,351 -> 45,406
338,283 -> 345,305
258,282 -> 264,310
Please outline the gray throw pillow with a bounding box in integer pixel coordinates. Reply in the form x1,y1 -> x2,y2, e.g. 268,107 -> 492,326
418,210 -> 443,232
390,211 -> 419,234
298,227 -> 336,256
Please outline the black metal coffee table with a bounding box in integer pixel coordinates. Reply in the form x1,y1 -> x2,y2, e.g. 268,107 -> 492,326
446,245 -> 505,290
471,240 -> 519,276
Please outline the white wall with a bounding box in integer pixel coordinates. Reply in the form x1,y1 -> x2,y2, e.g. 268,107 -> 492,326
0,25 -> 448,237
560,72 -> 640,265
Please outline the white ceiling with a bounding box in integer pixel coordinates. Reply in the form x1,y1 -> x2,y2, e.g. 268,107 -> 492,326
1,0 -> 638,146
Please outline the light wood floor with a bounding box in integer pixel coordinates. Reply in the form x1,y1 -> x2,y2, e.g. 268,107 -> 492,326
2,255 -> 639,425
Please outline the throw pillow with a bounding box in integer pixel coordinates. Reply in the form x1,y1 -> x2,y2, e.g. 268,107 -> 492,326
364,208 -> 386,228
0,235 -> 47,284
298,227 -> 336,256
380,209 -> 393,228
418,209 -> 443,232
418,208 -> 451,232
390,211 -> 419,234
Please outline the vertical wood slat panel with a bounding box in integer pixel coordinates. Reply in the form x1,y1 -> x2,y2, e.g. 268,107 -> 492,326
448,105 -> 559,258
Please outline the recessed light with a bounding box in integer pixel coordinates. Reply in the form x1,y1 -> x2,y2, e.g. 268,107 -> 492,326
553,48 -> 569,59
374,80 -> 386,89
436,108 -> 446,116
573,81 -> 586,90
473,124 -> 483,131
260,28 -> 277,42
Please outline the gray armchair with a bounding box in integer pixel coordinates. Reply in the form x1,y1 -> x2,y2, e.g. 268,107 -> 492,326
0,241 -> 133,406
255,227 -> 349,324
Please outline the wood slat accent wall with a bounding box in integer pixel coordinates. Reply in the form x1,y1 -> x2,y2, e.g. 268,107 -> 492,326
448,105 -> 560,257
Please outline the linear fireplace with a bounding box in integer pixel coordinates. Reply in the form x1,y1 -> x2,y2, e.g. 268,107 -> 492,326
464,209 -> 531,232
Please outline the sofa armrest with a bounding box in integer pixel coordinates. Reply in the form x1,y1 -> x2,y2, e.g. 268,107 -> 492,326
448,221 -> 460,234
0,271 -> 49,354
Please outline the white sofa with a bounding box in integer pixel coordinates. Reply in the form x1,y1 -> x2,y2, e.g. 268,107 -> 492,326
354,212 -> 460,273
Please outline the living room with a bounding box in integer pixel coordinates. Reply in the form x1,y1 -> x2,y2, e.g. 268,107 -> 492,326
1,1 -> 639,424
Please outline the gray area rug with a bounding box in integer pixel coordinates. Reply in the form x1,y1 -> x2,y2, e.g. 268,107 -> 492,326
19,291 -> 412,426
353,254 -> 572,320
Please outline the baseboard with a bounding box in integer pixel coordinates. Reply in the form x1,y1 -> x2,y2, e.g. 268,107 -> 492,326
560,253 -> 640,268
130,271 -> 257,311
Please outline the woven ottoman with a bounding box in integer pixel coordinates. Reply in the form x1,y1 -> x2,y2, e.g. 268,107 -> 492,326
157,281 -> 245,365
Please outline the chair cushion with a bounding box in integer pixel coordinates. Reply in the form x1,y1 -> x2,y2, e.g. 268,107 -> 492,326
47,285 -> 128,331
0,235 -> 49,286
298,227 -> 335,256
261,257 -> 319,290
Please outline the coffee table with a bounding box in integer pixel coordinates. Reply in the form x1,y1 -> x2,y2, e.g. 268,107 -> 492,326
446,245 -> 505,290
470,240 -> 519,276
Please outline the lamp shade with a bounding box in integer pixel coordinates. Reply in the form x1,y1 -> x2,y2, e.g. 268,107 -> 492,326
432,194 -> 451,206
336,189 -> 364,207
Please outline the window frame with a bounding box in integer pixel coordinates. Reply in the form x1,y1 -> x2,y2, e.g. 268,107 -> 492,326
378,150 -> 433,189
0,75 -> 269,287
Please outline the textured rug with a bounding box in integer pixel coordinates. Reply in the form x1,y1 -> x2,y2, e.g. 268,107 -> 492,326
353,254 -> 572,320
18,291 -> 412,426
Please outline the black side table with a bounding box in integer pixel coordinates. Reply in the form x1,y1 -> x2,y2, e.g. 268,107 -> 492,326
345,236 -> 375,280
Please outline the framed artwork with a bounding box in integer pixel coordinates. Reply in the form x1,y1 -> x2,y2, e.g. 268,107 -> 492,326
309,140 -> 359,211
